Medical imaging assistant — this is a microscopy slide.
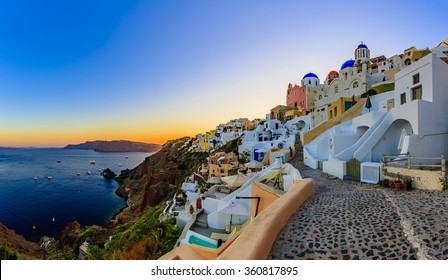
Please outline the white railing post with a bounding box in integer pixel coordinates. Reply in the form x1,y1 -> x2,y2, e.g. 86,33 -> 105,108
442,155 -> 446,172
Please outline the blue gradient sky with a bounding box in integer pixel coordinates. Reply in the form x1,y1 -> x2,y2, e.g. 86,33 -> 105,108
0,0 -> 446,146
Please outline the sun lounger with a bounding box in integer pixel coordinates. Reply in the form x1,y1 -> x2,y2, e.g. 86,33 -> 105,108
210,228 -> 236,242
225,219 -> 250,233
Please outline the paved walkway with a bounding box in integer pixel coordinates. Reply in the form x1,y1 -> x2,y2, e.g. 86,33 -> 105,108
269,156 -> 448,260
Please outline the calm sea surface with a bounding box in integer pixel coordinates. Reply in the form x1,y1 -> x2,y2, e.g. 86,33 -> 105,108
0,148 -> 152,242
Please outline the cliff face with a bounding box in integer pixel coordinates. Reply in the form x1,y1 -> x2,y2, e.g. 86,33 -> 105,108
0,223 -> 40,259
111,137 -> 208,226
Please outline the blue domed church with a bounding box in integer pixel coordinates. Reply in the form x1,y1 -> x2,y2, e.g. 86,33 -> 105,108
311,42 -> 386,127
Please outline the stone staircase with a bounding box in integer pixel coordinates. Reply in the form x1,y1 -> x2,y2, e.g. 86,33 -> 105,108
195,212 -> 208,228
294,135 -> 304,162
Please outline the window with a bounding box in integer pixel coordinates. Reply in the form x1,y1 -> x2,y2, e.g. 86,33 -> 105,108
412,86 -> 422,100
353,81 -> 359,88
344,102 -> 354,111
334,107 -> 338,117
387,99 -> 395,111
294,102 -> 297,107
344,72 -> 348,80
319,95 -> 322,100
413,73 -> 420,84
308,80 -> 311,85
330,111 -> 333,119
335,85 -> 339,94
400,93 -> 406,105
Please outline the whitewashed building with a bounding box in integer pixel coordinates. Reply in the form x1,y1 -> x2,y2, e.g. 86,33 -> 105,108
238,114 -> 295,162
304,52 -> 448,181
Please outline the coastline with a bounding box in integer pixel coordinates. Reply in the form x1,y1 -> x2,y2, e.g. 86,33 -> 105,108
0,148 -> 150,246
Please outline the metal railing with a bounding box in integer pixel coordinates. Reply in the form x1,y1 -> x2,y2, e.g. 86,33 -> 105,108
383,153 -> 446,172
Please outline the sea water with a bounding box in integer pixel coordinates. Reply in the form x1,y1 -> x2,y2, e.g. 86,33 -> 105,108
0,148 -> 153,242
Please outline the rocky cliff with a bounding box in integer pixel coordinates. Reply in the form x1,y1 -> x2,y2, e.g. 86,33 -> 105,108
111,137 -> 208,226
0,223 -> 40,259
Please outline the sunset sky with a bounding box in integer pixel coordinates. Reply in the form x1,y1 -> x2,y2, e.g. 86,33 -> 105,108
0,0 -> 446,147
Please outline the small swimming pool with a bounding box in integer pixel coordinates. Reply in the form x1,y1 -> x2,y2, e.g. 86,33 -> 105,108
188,235 -> 218,249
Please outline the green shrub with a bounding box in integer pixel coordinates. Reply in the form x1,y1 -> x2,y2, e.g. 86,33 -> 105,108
0,247 -> 18,260
104,204 -> 182,259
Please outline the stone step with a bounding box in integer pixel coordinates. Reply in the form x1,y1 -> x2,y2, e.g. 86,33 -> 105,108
195,213 -> 208,228
195,220 -> 208,228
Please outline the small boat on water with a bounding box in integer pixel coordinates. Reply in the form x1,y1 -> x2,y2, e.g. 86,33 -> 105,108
87,170 -> 91,175
124,156 -> 128,159
47,176 -> 53,180
90,160 -> 96,164
34,177 -> 38,180
56,160 -> 62,163
77,171 -> 81,176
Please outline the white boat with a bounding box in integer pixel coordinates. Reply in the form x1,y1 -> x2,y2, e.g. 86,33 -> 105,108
90,160 -> 96,164
34,177 -> 38,180
77,171 -> 81,176
87,170 -> 91,175
47,176 -> 53,180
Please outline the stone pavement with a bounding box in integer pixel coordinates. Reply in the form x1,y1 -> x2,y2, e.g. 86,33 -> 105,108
269,156 -> 448,260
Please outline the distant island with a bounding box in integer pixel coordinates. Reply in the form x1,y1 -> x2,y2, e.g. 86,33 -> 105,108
64,140 -> 162,153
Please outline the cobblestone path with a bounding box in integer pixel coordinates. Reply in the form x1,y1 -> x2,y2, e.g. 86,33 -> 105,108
269,155 -> 448,260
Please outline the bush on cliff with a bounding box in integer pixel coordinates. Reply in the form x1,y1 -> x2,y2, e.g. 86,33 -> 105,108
96,204 -> 181,260
0,246 -> 18,260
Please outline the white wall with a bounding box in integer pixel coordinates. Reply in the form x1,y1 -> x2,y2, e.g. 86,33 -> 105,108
371,119 -> 413,162
221,131 -> 242,144
394,54 -> 433,105
323,155 -> 346,179
361,90 -> 394,114
285,115 -> 311,133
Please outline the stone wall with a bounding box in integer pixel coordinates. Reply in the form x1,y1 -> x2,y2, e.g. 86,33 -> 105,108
383,166 -> 447,191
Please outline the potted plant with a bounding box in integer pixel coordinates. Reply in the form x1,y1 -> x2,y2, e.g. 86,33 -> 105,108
403,179 -> 412,191
394,179 -> 403,190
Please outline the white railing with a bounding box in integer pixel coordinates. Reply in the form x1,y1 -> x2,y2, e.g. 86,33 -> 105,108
383,154 -> 446,172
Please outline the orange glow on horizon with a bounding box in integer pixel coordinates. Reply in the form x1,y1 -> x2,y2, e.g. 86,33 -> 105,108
0,120 -> 215,148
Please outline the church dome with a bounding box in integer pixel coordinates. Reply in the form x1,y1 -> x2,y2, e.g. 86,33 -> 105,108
340,59 -> 355,70
326,70 -> 339,84
357,43 -> 368,49
327,70 -> 339,78
302,72 -> 318,79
